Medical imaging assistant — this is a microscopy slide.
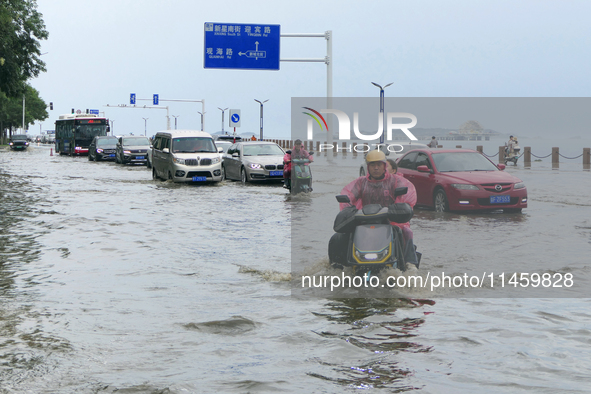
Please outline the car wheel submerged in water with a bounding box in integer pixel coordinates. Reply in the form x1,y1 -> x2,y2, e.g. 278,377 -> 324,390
434,189 -> 449,212
241,167 -> 248,183
221,165 -> 226,180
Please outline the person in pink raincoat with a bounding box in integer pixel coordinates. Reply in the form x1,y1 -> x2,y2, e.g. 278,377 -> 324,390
283,139 -> 313,189
332,150 -> 420,267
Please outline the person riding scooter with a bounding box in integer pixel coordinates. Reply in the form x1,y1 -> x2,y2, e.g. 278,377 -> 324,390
283,139 -> 313,189
330,150 -> 419,268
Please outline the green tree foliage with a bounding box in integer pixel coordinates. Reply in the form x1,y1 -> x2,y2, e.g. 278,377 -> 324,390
0,85 -> 47,139
0,0 -> 48,97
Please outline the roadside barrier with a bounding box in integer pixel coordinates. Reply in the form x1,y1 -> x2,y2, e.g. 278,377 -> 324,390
262,140 -> 591,169
476,146 -> 591,169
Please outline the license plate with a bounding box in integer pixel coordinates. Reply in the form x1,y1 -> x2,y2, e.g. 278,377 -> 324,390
270,170 -> 283,176
490,195 -> 511,204
109,154 -> 115,157
192,176 -> 206,182
135,156 -> 145,160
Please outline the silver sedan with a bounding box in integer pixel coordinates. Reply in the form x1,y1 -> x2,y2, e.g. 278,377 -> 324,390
222,141 -> 285,183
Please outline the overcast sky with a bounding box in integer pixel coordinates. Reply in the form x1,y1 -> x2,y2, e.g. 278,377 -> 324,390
30,0 -> 591,138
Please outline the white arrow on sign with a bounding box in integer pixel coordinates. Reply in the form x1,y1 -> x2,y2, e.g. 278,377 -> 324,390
238,41 -> 266,60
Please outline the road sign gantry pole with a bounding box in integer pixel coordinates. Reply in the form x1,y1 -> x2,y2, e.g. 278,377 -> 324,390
134,98 -> 205,131
105,104 -> 171,130
280,31 -> 333,148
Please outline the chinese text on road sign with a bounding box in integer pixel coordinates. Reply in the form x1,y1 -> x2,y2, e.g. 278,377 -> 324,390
204,23 -> 280,70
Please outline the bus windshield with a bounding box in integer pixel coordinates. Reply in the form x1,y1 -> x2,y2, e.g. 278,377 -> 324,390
76,124 -> 108,140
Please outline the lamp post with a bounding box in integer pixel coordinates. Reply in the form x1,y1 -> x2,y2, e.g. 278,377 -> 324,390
142,117 -> 148,136
254,99 -> 268,141
172,115 -> 180,130
110,120 -> 114,135
218,107 -> 228,134
198,111 -> 205,132
371,82 -> 393,145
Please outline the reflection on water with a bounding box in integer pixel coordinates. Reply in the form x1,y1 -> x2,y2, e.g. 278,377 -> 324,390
2,146 -> 591,392
308,298 -> 434,391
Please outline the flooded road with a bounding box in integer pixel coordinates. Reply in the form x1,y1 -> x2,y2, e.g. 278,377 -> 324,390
1,144 -> 591,393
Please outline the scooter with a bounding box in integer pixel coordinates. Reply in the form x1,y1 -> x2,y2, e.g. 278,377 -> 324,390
328,187 -> 414,276
504,142 -> 521,165
284,151 -> 314,194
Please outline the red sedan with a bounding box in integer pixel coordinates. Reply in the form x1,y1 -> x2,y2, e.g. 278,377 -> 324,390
396,149 -> 527,212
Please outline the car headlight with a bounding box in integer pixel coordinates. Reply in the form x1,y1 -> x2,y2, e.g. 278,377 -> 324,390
451,184 -> 479,190
123,150 -> 131,154
514,182 -> 526,189
97,148 -> 103,153
249,163 -> 262,169
173,157 -> 185,165
211,157 -> 220,164
9,142 -> 13,145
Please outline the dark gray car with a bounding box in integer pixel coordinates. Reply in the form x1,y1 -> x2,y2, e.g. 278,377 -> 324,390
9,134 -> 29,151
115,136 -> 151,165
88,136 -> 119,161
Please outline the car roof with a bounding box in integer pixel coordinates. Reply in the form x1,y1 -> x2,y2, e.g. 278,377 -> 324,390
238,141 -> 278,145
155,130 -> 213,138
215,135 -> 243,141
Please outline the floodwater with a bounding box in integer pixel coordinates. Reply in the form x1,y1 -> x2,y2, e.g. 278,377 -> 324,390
1,143 -> 591,393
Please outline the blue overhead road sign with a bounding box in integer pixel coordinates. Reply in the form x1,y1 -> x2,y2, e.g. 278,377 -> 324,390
153,94 -> 159,105
204,23 -> 280,70
130,93 -> 136,105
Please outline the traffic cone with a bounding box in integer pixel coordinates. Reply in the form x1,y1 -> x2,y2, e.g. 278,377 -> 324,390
50,148 -> 53,156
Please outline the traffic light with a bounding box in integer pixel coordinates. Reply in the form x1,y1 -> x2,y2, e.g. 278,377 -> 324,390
49,102 -> 53,110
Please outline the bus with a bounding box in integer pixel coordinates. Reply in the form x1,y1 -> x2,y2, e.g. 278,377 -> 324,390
55,113 -> 110,155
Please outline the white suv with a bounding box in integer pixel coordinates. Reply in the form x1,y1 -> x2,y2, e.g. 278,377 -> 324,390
151,130 -> 223,183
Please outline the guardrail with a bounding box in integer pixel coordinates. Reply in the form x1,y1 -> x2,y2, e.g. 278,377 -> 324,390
261,139 -> 591,169
476,146 -> 591,168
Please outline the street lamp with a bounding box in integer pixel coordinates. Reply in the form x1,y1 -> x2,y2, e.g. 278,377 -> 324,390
218,107 -> 228,134
371,82 -> 393,145
197,111 -> 205,132
142,117 -> 148,136
172,115 -> 180,130
254,99 -> 269,141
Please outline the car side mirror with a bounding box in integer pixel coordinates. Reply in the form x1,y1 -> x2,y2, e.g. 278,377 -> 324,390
497,163 -> 506,171
218,147 -> 223,153
336,195 -> 351,204
285,150 -> 292,154
417,165 -> 432,173
163,148 -> 170,154
232,152 -> 240,158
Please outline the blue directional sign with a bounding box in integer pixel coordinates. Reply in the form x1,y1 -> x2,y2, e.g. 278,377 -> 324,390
89,109 -> 99,115
153,94 -> 159,105
130,93 -> 136,105
229,109 -> 241,127
204,23 -> 280,70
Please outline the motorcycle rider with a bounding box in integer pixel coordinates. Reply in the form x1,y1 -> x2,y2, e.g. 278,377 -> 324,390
329,150 -> 419,268
505,135 -> 516,154
283,139 -> 313,189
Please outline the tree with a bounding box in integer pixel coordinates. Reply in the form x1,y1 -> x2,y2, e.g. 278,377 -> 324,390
0,0 -> 48,97
0,84 -> 48,141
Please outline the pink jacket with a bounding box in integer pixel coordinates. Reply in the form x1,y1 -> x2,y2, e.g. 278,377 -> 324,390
339,172 -> 417,230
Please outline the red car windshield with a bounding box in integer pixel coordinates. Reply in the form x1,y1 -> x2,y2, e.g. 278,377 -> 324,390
432,152 -> 499,172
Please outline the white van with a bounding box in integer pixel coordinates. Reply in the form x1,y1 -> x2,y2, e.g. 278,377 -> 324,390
151,130 -> 223,183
